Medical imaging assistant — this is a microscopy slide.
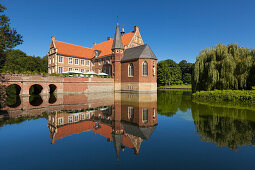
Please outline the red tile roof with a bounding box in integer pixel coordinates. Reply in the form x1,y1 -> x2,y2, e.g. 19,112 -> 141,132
55,121 -> 94,140
54,40 -> 94,59
92,32 -> 134,57
54,32 -> 134,59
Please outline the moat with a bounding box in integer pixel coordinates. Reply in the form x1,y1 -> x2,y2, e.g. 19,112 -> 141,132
0,90 -> 255,169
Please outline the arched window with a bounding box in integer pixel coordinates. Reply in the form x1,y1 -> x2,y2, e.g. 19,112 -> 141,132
142,61 -> 148,76
128,63 -> 134,77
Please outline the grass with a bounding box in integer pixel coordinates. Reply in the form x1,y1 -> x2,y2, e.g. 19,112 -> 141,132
158,84 -> 191,89
192,90 -> 255,103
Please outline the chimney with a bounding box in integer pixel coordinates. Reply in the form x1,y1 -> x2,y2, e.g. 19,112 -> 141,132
107,37 -> 112,40
134,26 -> 139,32
93,42 -> 97,46
121,28 -> 125,35
51,36 -> 55,40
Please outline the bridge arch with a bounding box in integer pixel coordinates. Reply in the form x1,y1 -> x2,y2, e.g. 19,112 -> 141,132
6,84 -> 21,96
29,84 -> 43,95
49,84 -> 57,94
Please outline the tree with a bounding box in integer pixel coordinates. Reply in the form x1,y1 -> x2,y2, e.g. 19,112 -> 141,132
157,59 -> 182,85
179,60 -> 193,84
0,3 -> 23,71
193,44 -> 255,92
0,4 -> 23,51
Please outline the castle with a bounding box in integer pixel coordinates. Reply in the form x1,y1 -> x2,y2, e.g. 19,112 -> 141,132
48,21 -> 157,92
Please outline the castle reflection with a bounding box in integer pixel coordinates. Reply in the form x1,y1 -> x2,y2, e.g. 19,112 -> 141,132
48,93 -> 157,159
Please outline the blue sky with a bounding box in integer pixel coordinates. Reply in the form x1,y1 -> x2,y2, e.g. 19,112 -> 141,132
2,0 -> 255,63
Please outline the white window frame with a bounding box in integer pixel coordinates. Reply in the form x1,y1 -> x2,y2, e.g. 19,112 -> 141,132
142,61 -> 148,76
68,68 -> 73,71
128,63 -> 134,77
128,107 -> 134,120
74,58 -> 79,65
74,68 -> 79,71
81,114 -> 85,120
86,60 -> 90,66
142,108 -> 148,123
59,67 -> 63,73
68,116 -> 73,123
81,59 -> 85,66
68,57 -> 73,64
58,56 -> 63,63
74,115 -> 79,122
58,117 -> 63,125
81,69 -> 84,73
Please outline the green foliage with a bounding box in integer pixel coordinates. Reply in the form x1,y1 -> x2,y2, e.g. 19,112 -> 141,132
157,59 -> 182,85
157,90 -> 192,116
179,60 -> 193,84
0,4 -> 23,51
193,43 -> 255,92
192,90 -> 255,103
1,49 -> 48,73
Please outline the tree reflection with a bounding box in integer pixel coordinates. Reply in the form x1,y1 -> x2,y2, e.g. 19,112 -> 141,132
157,90 -> 191,116
191,102 -> 255,150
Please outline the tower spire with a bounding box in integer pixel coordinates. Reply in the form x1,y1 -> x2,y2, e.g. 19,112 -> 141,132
112,19 -> 123,50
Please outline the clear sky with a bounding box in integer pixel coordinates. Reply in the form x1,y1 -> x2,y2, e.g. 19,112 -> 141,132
2,0 -> 255,63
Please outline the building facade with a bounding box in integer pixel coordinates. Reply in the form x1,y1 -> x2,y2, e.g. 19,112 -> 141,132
48,22 -> 157,92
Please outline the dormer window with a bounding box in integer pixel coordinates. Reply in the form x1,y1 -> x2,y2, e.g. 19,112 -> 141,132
116,50 -> 119,53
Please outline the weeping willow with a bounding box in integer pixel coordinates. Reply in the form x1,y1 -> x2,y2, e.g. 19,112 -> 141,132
192,44 -> 255,92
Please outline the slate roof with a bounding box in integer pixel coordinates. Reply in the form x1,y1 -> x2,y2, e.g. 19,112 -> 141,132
122,122 -> 157,140
112,21 -> 124,50
121,44 -> 157,62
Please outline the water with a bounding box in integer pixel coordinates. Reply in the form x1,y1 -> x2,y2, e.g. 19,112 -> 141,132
0,90 -> 255,169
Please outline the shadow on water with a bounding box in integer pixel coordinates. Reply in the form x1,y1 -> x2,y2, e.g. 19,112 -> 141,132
29,95 -> 43,106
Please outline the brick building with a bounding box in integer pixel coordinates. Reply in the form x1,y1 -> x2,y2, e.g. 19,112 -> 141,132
48,21 -> 157,92
48,93 -> 157,159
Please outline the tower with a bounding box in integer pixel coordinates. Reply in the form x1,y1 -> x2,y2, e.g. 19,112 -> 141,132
112,21 -> 124,91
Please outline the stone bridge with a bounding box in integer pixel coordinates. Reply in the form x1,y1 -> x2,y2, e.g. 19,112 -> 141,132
0,74 -> 114,96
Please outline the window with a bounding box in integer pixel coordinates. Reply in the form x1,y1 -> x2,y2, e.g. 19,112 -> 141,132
92,61 -> 95,66
74,115 -> 79,121
142,108 -> 148,123
128,63 -> 134,77
153,62 -> 156,76
59,67 -> 63,73
81,60 -> 85,66
86,60 -> 90,66
81,69 -> 84,73
68,116 -> 73,123
49,57 -> 51,64
52,56 -> 55,63
59,56 -> 63,63
81,114 -> 85,120
153,108 -> 156,119
98,60 -> 101,65
86,113 -> 90,119
68,57 -> 73,64
58,118 -> 63,125
75,58 -> 79,65
75,68 -> 79,71
142,61 -> 148,76
86,70 -> 89,73
128,107 -> 134,121
69,68 -> 72,71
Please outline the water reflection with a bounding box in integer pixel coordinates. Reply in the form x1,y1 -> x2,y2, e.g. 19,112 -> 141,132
48,93 -> 157,159
157,90 -> 255,150
192,102 -> 255,150
29,95 -> 43,106
6,95 -> 21,108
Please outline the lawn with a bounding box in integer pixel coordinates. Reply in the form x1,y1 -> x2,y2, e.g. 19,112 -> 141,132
158,84 -> 191,89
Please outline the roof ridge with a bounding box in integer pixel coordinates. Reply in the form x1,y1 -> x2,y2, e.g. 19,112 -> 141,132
55,40 -> 92,50
93,31 -> 134,47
